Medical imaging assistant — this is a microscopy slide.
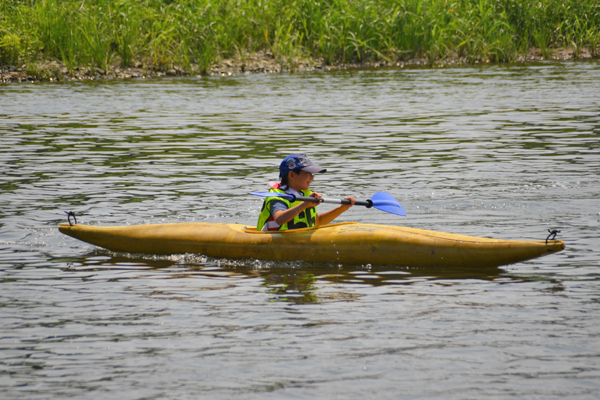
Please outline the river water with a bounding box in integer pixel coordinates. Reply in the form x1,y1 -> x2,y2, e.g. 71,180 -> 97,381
1,61 -> 599,399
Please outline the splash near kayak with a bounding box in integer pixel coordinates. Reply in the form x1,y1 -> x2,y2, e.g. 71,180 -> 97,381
59,221 -> 564,268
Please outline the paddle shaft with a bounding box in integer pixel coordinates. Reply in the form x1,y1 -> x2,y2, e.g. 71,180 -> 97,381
291,194 -> 373,208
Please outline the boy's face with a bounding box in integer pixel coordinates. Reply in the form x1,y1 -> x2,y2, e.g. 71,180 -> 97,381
289,170 -> 314,191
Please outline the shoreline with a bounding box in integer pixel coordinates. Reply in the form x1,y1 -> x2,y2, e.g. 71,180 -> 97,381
1,47 -> 597,84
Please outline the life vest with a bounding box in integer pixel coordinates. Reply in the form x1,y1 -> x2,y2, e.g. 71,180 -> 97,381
256,187 -> 317,231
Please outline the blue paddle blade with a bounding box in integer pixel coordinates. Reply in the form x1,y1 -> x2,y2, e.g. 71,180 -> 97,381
370,192 -> 407,216
250,192 -> 294,200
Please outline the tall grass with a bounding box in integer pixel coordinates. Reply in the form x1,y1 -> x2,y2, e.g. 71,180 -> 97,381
1,0 -> 599,72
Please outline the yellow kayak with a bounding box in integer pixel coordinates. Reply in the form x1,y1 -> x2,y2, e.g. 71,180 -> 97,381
59,221 -> 564,268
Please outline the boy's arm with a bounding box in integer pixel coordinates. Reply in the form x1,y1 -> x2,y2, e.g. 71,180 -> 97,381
315,197 -> 355,226
273,201 -> 316,226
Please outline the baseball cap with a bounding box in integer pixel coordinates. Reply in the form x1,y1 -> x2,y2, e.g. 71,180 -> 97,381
279,154 -> 327,177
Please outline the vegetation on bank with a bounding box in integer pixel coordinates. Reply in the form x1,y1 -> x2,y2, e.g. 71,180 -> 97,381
1,0 -> 599,79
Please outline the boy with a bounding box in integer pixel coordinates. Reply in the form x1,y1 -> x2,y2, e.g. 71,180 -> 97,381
257,154 -> 355,231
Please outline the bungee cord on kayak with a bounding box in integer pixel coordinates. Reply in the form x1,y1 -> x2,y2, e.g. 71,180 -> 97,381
64,211 -> 78,226
546,229 -> 561,244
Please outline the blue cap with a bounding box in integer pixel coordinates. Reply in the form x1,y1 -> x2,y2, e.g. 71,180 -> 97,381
279,154 -> 327,178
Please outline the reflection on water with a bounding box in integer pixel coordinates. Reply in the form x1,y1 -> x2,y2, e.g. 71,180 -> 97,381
1,61 -> 599,399
264,273 -> 319,304
58,251 -> 505,304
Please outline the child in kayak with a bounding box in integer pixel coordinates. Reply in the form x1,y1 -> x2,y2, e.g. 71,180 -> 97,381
257,154 -> 355,231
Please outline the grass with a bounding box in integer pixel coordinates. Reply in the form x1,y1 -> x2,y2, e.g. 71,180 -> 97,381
1,0 -> 599,74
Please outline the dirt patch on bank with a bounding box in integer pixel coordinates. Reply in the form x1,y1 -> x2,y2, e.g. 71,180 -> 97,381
1,47 -> 597,84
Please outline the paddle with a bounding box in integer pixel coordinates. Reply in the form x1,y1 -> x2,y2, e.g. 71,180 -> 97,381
251,191 -> 407,216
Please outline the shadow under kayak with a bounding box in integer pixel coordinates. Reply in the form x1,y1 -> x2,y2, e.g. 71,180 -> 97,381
59,222 -> 564,268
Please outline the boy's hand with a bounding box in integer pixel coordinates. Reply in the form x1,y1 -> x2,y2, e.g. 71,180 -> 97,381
341,197 -> 355,211
308,192 -> 323,205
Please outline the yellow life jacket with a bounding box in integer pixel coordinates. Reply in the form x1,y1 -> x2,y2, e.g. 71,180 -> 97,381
256,188 -> 317,231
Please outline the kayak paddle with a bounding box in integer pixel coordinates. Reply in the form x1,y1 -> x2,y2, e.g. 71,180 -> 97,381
250,191 -> 407,216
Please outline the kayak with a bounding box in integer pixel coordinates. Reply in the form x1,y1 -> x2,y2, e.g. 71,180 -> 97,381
59,221 -> 564,268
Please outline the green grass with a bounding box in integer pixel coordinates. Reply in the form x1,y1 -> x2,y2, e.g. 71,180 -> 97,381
1,0 -> 599,73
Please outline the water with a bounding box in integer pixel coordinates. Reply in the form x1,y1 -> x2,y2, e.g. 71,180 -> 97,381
1,61 -> 599,399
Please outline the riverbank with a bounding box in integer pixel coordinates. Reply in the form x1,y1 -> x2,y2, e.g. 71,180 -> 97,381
2,0 -> 599,83
1,46 -> 597,84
